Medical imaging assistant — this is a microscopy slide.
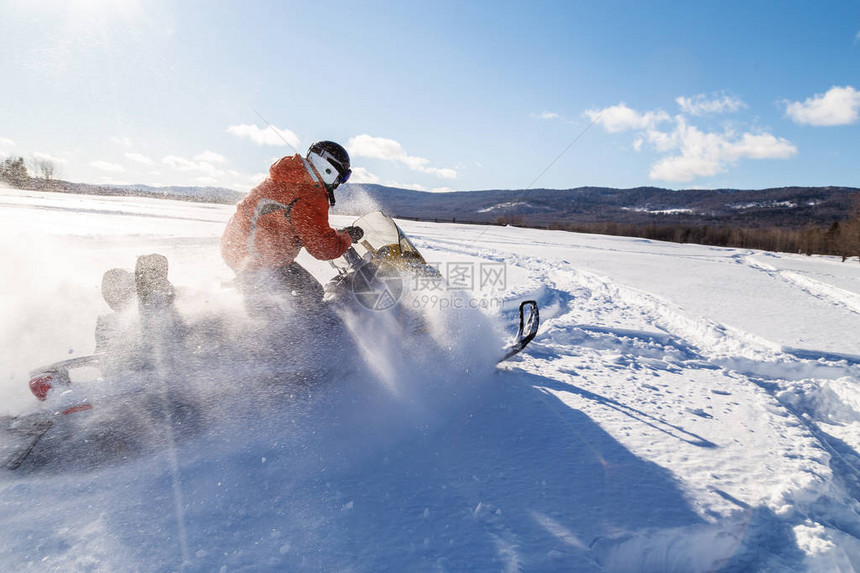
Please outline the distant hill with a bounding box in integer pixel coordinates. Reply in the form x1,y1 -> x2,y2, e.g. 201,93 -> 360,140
334,184 -> 860,229
20,178 -> 246,205
94,183 -> 247,204
16,176 -> 860,230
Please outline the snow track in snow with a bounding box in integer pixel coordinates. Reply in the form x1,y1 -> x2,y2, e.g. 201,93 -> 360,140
483,246 -> 860,570
742,254 -> 860,317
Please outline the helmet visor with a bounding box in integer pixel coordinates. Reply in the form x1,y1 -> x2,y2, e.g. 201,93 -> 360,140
337,168 -> 352,185
308,152 -> 349,187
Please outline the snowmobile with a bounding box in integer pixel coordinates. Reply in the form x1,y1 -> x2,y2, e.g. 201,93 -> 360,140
0,211 -> 538,470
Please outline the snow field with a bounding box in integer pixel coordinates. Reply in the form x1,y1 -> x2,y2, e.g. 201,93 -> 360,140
2,189 -> 860,571
472,238 -> 860,570
406,220 -> 860,569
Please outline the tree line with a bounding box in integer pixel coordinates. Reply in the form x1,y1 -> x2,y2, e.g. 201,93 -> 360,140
5,153 -> 859,261
1,155 -> 58,188
497,198 -> 860,262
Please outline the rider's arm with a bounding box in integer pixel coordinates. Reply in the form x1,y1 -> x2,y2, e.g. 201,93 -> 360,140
290,195 -> 352,261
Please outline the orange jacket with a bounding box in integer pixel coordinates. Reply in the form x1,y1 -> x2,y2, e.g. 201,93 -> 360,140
221,155 -> 352,272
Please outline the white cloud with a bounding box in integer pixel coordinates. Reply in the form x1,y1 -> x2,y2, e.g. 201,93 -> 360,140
531,111 -> 580,124
110,136 -> 133,147
585,104 -> 671,133
0,137 -> 14,149
161,155 -> 226,179
227,123 -> 300,148
125,152 -> 154,165
785,86 -> 860,126
348,166 -> 380,184
585,97 -> 797,183
33,152 -> 66,164
729,133 -> 798,160
348,135 -> 409,161
650,155 -> 722,182
676,94 -> 746,116
422,166 -> 458,179
533,111 -> 561,120
386,181 -> 427,191
196,176 -> 219,186
90,160 -> 125,172
194,150 -> 227,163
647,119 -> 796,182
429,187 -> 455,193
162,155 -> 198,170
646,128 -> 678,153
346,135 -> 457,179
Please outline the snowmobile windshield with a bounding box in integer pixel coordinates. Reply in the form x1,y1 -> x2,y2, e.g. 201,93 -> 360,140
331,211 -> 426,273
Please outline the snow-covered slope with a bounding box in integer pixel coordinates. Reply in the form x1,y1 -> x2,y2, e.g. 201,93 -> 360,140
2,188 -> 860,572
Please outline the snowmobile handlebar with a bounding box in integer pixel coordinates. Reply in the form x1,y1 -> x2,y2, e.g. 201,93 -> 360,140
341,246 -> 365,271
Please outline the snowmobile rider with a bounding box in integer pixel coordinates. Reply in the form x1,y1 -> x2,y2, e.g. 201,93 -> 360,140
221,140 -> 363,302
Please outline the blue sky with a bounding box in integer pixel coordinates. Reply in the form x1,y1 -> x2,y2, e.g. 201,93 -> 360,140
1,0 -> 858,192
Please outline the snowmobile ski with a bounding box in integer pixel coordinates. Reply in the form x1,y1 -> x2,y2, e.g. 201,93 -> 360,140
1,354 -> 103,470
499,300 -> 539,362
3,415 -> 54,470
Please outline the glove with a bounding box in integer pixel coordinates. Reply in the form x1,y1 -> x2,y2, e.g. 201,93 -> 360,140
343,226 -> 364,242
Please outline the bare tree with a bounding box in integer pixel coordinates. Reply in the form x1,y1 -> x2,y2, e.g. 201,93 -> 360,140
0,156 -> 29,187
845,194 -> 860,263
28,156 -> 58,180
38,158 -> 56,180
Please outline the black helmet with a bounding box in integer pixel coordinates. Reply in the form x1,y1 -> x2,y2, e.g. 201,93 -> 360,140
307,141 -> 351,185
